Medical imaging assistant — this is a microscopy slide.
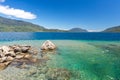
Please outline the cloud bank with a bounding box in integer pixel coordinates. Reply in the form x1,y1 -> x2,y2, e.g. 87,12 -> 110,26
0,5 -> 37,19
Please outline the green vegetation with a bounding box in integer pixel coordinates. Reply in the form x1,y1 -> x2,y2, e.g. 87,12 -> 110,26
103,26 -> 120,32
0,16 -> 90,32
0,16 -> 46,32
69,28 -> 88,32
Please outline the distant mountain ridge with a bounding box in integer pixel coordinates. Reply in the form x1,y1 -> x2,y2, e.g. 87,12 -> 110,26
103,26 -> 120,32
2,16 -> 120,32
69,28 -> 88,32
0,16 -> 87,32
0,16 -> 86,32
0,16 -> 46,32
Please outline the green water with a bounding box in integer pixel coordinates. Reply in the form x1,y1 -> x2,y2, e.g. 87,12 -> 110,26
0,40 -> 120,80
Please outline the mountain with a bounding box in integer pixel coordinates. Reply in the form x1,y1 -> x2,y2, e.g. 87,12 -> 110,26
69,28 -> 88,32
0,16 -> 87,32
0,16 -> 47,32
103,26 -> 120,32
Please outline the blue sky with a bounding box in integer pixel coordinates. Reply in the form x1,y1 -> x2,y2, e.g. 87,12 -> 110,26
0,0 -> 120,31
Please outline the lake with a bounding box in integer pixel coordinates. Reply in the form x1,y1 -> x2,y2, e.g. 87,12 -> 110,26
0,32 -> 120,80
0,32 -> 120,41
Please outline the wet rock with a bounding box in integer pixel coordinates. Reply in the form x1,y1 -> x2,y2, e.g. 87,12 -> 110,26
0,57 -> 7,63
39,74 -> 46,80
21,46 -> 30,53
0,61 -> 11,70
28,48 -> 38,55
5,51 -> 16,57
42,55 -> 50,61
0,63 -> 7,70
1,46 -> 10,53
40,67 -> 49,74
17,62 -> 27,69
15,54 -> 24,59
46,68 -> 71,80
0,52 -> 4,58
6,56 -> 14,61
0,45 -> 41,70
16,52 -> 21,55
24,54 -> 32,59
30,58 -> 38,63
41,40 -> 56,51
14,46 -> 21,53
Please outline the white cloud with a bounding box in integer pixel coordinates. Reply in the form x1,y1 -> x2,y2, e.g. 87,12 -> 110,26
0,5 -> 37,19
0,0 -> 5,2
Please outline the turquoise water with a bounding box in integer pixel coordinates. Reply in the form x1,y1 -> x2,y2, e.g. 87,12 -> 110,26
0,40 -> 120,80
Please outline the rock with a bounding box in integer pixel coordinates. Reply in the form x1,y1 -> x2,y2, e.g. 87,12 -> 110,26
0,62 -> 7,70
40,67 -> 48,74
18,62 -> 27,69
28,49 -> 38,55
24,54 -> 32,59
41,40 -> 56,50
5,51 -> 16,57
21,46 -> 30,53
14,46 -> 21,53
42,55 -> 50,60
46,68 -> 71,80
30,58 -> 37,63
0,61 -> 11,70
39,74 -> 46,80
15,52 -> 21,55
0,51 -> 4,58
0,44 -> 41,70
15,54 -> 24,59
1,46 -> 10,53
6,56 -> 14,61
0,57 -> 7,62
0,49 -> 3,54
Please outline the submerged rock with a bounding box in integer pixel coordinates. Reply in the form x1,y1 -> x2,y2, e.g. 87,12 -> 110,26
28,67 -> 71,80
41,40 -> 56,51
46,68 -> 71,80
0,61 -> 11,70
0,45 -> 39,70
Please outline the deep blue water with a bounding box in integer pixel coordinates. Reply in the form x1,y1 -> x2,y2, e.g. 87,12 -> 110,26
0,32 -> 120,41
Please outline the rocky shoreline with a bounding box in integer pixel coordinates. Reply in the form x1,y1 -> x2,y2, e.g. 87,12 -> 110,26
0,40 -> 71,80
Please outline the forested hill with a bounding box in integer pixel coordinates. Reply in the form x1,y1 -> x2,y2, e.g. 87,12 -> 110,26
103,26 -> 120,32
0,16 -> 88,32
0,16 -> 47,32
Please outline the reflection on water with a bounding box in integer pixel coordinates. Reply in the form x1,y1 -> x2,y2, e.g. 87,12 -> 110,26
0,40 -> 120,80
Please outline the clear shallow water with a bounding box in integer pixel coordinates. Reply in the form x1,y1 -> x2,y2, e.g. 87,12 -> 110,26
0,40 -> 120,80
0,32 -> 120,80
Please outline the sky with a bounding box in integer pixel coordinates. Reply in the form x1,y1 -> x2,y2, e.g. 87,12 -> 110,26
0,0 -> 120,31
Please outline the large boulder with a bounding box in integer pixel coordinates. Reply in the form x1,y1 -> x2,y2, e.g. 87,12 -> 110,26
41,40 -> 56,50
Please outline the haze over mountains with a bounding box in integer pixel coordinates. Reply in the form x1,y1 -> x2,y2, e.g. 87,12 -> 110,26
0,16 -> 120,32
